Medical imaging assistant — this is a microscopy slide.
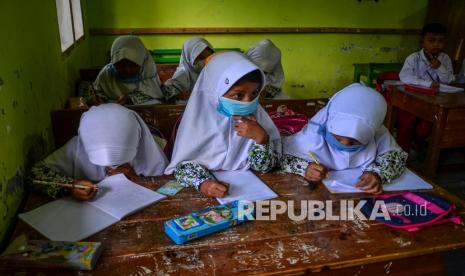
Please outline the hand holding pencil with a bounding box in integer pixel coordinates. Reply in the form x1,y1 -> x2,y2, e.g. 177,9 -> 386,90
70,180 -> 98,201
305,151 -> 329,182
34,179 -> 98,201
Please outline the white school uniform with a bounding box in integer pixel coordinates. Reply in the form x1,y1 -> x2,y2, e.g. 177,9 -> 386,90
399,49 -> 455,87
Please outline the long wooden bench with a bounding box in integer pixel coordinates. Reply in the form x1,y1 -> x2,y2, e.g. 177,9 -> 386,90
51,99 -> 328,149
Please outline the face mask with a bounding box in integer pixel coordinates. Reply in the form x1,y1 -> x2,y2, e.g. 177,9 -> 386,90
318,124 -> 365,152
109,64 -> 142,83
193,60 -> 205,72
217,96 -> 259,117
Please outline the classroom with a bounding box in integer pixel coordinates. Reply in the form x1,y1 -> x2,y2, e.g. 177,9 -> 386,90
1,0 -> 465,275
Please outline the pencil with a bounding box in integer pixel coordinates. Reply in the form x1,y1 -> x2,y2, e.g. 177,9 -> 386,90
426,71 -> 435,82
307,151 -> 320,165
33,180 -> 98,191
307,151 -> 330,177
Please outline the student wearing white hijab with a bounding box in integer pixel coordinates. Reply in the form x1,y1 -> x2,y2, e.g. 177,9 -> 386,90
162,37 -> 214,100
165,52 -> 282,198
31,104 -> 168,200
281,83 -> 408,194
245,39 -> 286,98
90,35 -> 164,105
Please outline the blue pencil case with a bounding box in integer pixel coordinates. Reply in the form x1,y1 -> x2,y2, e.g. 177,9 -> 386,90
164,200 -> 254,244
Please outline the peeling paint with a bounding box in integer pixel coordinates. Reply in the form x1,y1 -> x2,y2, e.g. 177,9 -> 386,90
12,99 -> 18,109
380,46 -> 405,53
6,125 -> 11,134
6,169 -> 23,194
340,43 -> 373,52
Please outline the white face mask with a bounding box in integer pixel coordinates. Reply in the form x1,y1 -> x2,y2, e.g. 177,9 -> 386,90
193,60 -> 205,72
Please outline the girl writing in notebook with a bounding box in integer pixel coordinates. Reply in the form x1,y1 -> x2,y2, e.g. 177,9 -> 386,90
31,104 -> 168,200
281,83 -> 408,194
165,52 -> 281,198
89,35 -> 164,105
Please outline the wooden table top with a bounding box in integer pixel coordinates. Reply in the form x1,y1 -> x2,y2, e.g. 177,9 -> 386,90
392,85 -> 465,108
3,172 -> 465,275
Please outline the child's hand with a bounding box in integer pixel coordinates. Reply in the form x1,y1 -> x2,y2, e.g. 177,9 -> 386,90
69,180 -> 98,201
106,163 -> 138,181
355,172 -> 382,194
304,163 -> 328,182
233,115 -> 269,144
425,51 -> 442,69
431,81 -> 440,89
199,180 -> 229,198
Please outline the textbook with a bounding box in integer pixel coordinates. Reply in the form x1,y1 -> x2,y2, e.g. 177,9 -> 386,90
322,168 -> 433,194
0,235 -> 102,270
19,174 -> 166,242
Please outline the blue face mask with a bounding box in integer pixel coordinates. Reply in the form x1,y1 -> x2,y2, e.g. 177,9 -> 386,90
217,96 -> 259,117
317,124 -> 365,152
109,64 -> 143,84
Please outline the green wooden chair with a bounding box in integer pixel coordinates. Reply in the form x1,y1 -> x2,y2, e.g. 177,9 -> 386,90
353,63 -> 403,87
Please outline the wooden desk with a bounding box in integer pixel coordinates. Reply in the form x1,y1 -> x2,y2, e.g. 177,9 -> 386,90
2,173 -> 465,275
385,85 -> 465,176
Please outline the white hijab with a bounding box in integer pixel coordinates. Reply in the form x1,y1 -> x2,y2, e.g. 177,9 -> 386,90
246,39 -> 285,92
283,83 -> 401,170
44,104 -> 168,181
164,37 -> 213,93
165,52 -> 282,174
92,35 -> 164,103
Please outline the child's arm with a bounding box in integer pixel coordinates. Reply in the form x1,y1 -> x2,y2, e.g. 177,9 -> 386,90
162,70 -> 189,100
248,143 -> 279,172
31,161 -> 75,199
363,150 -> 408,185
363,126 -> 408,185
399,54 -> 432,87
279,154 -> 310,177
435,55 -> 455,84
174,162 -> 215,190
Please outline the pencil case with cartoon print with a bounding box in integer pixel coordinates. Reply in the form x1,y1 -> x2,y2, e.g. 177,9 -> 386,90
164,200 -> 254,244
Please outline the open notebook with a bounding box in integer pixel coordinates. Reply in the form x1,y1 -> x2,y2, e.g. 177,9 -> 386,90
213,171 -> 278,204
322,168 -> 432,194
19,174 -> 166,242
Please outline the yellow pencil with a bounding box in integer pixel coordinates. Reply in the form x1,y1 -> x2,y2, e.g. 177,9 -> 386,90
307,151 -> 329,177
307,151 -> 320,165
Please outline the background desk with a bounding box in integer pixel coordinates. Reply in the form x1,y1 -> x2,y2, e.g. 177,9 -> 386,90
385,85 -> 465,176
2,172 -> 465,275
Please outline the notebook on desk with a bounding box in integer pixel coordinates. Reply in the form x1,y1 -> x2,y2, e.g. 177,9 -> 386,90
19,174 -> 166,241
213,170 -> 278,204
322,168 -> 432,194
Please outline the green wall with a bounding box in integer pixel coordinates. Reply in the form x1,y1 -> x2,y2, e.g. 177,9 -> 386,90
0,1 -> 90,245
87,0 -> 428,98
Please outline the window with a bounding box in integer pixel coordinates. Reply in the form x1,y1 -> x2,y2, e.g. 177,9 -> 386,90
56,0 -> 84,52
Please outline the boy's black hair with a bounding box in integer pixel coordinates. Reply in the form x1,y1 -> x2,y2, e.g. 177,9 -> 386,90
233,69 -> 263,88
421,23 -> 447,37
